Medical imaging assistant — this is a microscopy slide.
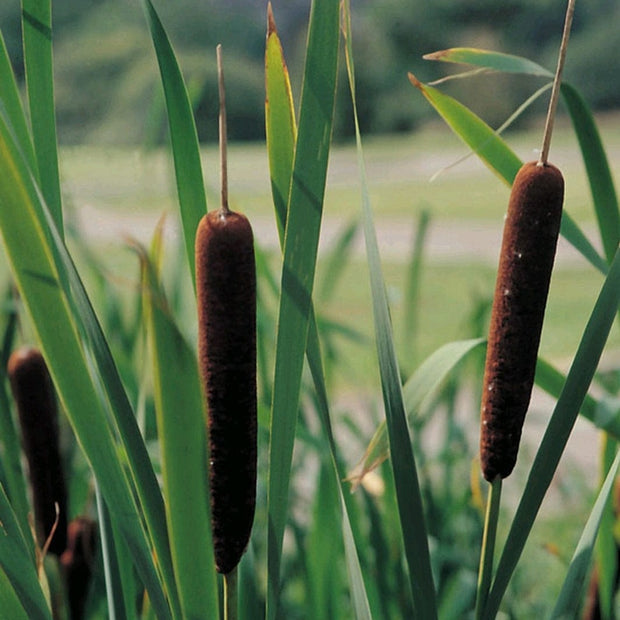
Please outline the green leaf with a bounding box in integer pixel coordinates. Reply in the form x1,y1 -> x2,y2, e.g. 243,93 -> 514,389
345,6 -> 436,616
0,32 -> 35,172
352,339 -> 485,484
423,48 -> 620,268
409,74 -> 522,184
0,566 -> 29,620
141,240 -> 219,620
561,83 -> 620,266
0,483 -> 51,619
266,0 -> 340,616
535,357 -> 620,439
409,75 -> 608,275
265,4 -> 296,242
424,47 -> 553,78
21,0 -> 62,235
266,7 -> 372,617
483,247 -> 620,619
0,108 -> 174,619
141,0 -> 208,285
548,449 -> 620,619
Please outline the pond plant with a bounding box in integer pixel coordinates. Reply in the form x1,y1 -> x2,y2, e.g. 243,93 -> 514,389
0,0 -> 618,618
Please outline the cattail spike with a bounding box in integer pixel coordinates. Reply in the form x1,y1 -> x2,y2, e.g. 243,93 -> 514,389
8,346 -> 68,555
196,210 -> 257,574
480,162 -> 564,481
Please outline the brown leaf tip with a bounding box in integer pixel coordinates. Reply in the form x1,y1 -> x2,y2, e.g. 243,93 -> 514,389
267,2 -> 276,37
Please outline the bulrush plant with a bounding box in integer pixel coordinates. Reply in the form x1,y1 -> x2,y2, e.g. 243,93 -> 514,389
7,346 -> 68,557
1,0 -> 619,617
196,44 -> 257,607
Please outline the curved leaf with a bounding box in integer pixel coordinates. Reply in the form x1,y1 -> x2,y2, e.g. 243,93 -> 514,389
266,0 -> 340,616
0,109 -> 174,620
424,47 -> 553,78
350,338 -> 485,486
409,75 -> 608,275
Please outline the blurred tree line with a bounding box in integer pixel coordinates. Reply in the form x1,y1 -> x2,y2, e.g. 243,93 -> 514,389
1,0 -> 618,144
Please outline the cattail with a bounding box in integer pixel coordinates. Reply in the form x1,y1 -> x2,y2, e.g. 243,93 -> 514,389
7,346 -> 68,555
196,209 -> 257,574
196,44 -> 256,576
60,517 -> 98,620
480,161 -> 564,481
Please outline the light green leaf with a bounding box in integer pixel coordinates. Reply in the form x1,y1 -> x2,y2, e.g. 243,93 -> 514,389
409,75 -> 608,275
0,32 -> 35,172
266,0 -> 340,617
424,47 -> 553,78
351,339 -> 485,485
141,240 -> 219,620
0,108 -> 174,620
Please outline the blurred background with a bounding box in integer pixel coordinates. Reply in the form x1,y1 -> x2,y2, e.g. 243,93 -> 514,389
2,0 -> 619,144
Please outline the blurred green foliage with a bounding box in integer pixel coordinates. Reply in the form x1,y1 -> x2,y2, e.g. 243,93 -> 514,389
1,0 -> 618,142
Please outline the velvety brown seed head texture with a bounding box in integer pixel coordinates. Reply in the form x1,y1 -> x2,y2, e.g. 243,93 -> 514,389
480,162 -> 564,482
7,346 -> 68,555
196,209 -> 257,575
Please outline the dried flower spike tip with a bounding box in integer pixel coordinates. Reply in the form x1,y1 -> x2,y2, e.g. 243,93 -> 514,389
7,346 -> 68,555
480,161 -> 564,482
196,208 -> 257,575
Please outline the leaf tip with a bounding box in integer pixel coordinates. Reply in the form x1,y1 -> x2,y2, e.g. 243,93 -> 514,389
267,2 -> 276,37
407,72 -> 423,90
422,49 -> 447,61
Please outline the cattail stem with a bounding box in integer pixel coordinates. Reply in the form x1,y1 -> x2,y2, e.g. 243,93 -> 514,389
224,566 -> 238,620
475,476 -> 502,620
538,0 -> 576,165
217,44 -> 229,215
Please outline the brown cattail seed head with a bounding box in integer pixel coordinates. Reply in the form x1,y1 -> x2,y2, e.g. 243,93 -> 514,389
196,209 -> 257,575
480,162 -> 564,482
60,517 -> 97,620
7,346 -> 68,555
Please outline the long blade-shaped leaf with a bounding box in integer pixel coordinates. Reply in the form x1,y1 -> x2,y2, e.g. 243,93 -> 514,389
423,47 -> 619,268
561,83 -> 620,266
424,47 -> 553,78
265,4 -> 296,241
0,32 -> 35,171
549,449 -> 620,619
0,110 -> 173,619
535,357 -> 620,439
266,0 -> 340,616
266,8 -> 372,617
141,0 -> 208,285
351,338 -> 485,484
484,247 -> 620,619
0,484 -> 50,619
409,75 -> 608,275
344,4 -> 436,616
21,0 -> 62,234
142,241 -> 219,620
